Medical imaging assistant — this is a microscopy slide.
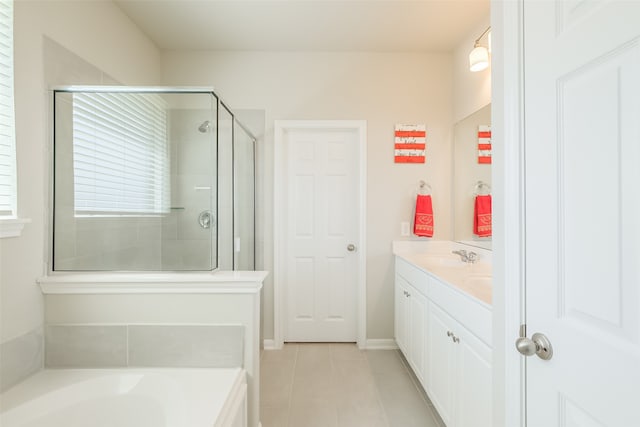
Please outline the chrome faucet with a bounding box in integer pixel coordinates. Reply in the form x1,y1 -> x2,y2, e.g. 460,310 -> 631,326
452,249 -> 478,263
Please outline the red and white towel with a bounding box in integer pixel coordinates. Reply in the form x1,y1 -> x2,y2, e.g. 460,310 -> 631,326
473,195 -> 492,237
413,194 -> 434,237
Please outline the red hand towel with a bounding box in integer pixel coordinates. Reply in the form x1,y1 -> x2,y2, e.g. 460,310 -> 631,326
474,195 -> 492,237
413,194 -> 434,237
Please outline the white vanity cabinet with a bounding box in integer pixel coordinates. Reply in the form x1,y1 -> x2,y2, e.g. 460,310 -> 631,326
395,256 -> 492,427
452,318 -> 492,427
394,276 -> 409,354
427,301 -> 492,427
394,274 -> 428,383
426,301 -> 457,425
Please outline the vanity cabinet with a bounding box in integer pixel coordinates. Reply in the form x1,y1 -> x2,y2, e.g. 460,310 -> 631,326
394,275 -> 427,382
427,302 -> 492,427
395,256 -> 492,427
426,302 -> 457,425
394,277 -> 409,354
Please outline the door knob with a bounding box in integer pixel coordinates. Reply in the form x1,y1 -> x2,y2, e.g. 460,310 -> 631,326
347,244 -> 357,252
515,326 -> 553,360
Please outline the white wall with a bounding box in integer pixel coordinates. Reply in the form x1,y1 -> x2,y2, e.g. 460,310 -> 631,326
1,0 -> 161,344
453,15 -> 492,123
162,51 -> 453,340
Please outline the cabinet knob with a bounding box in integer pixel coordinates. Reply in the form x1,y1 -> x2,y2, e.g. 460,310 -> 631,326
447,331 -> 452,337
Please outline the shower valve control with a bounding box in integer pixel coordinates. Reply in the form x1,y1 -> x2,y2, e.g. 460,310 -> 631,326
198,210 -> 213,229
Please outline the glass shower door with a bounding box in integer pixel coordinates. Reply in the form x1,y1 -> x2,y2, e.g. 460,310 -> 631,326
52,88 -> 218,271
234,121 -> 255,270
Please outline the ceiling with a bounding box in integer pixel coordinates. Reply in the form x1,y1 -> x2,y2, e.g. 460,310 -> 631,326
114,0 -> 490,52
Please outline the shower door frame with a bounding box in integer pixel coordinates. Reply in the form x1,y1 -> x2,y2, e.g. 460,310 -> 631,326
47,86 -> 231,274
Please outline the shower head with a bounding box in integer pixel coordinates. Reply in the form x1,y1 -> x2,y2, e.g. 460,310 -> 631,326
198,120 -> 211,133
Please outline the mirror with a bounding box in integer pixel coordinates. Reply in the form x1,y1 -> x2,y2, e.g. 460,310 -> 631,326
453,103 -> 492,249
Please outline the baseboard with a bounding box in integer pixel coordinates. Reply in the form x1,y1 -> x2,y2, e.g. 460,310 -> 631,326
263,339 -> 277,350
263,338 -> 397,350
365,339 -> 399,350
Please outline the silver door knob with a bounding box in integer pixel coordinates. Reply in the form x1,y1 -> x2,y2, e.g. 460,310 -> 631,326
347,244 -> 357,252
515,332 -> 553,360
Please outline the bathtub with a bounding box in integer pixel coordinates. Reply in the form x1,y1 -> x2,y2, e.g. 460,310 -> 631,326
0,368 -> 247,427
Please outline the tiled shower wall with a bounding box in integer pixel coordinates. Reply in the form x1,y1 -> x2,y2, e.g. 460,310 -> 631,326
162,108 -> 217,270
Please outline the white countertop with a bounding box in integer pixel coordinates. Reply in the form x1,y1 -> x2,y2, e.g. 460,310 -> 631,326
393,241 -> 492,306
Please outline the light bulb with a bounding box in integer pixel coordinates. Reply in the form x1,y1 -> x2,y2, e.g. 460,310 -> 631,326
469,45 -> 489,72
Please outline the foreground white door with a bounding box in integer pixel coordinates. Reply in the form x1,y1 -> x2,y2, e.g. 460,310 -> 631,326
275,121 -> 365,343
523,1 -> 640,426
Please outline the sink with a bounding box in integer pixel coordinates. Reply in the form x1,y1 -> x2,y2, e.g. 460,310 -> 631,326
420,255 -> 466,268
462,275 -> 492,288
460,275 -> 492,304
396,250 -> 493,305
470,262 -> 492,275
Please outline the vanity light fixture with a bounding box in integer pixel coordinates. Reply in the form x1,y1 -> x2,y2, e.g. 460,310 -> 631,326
469,26 -> 492,72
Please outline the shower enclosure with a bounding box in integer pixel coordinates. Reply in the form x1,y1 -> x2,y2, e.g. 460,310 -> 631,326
51,87 -> 256,272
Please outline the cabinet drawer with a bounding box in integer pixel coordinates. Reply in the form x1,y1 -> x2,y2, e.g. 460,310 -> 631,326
429,278 -> 492,346
395,257 -> 429,295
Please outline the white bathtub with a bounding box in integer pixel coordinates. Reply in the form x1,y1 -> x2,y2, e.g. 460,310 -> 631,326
0,368 -> 247,427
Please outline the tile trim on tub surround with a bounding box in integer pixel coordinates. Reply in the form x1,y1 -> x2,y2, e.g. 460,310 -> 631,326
128,325 -> 244,368
45,325 -> 127,368
0,327 -> 43,393
37,271 -> 268,294
44,324 -> 244,369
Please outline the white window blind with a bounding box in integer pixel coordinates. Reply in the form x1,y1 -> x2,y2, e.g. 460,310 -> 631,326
72,92 -> 170,215
0,0 -> 16,218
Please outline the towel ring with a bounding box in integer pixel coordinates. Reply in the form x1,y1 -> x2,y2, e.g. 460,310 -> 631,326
418,180 -> 432,195
474,181 -> 491,195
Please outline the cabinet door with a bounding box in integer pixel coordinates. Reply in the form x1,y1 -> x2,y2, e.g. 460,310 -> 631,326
427,302 -> 456,426
408,286 -> 427,384
454,325 -> 492,427
394,276 -> 409,354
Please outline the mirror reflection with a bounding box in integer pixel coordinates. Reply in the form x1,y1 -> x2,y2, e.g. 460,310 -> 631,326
453,103 -> 492,249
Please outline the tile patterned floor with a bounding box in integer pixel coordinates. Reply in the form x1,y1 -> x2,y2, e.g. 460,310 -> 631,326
260,343 -> 446,427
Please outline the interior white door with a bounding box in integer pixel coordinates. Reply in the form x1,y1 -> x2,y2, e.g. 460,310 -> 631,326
523,1 -> 640,426
282,124 -> 360,342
